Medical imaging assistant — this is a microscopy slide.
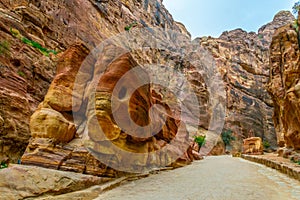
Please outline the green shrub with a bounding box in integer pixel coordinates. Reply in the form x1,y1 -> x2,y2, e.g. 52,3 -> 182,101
263,140 -> 270,149
10,28 -> 20,38
293,20 -> 299,33
125,22 -> 138,31
292,2 -> 300,35
10,28 -> 57,56
290,157 -> 300,165
293,1 -> 300,14
21,37 -> 58,56
221,130 -> 235,147
17,71 -> 25,77
0,40 -> 10,55
0,161 -> 7,169
193,135 -> 206,147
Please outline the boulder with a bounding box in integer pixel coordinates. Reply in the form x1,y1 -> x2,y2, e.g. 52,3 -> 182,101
0,164 -> 110,199
22,44 -> 196,176
243,137 -> 263,155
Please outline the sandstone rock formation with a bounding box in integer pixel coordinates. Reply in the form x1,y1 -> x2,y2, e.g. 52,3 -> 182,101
197,11 -> 294,151
0,0 -> 189,162
1,0 -> 300,198
209,136 -> 225,156
189,141 -> 202,160
268,12 -> 300,150
21,41 -> 204,175
0,0 -> 296,176
243,137 -> 263,155
0,0 -> 221,176
0,164 -> 111,199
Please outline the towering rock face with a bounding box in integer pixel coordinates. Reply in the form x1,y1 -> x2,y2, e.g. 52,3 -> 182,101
21,42 -> 202,176
0,0 -> 296,174
268,13 -> 300,150
17,0 -> 224,174
0,0 -> 188,162
197,11 -> 294,151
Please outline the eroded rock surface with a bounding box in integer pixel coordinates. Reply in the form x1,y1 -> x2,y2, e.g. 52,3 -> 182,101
268,12 -> 300,150
0,164 -> 111,199
197,11 -> 294,151
209,136 -> 225,156
0,0 -> 296,177
243,137 -> 263,155
0,0 -> 189,162
21,42 -> 202,175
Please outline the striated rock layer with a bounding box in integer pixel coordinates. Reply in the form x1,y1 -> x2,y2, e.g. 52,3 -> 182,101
21,41 -> 203,175
197,11 -> 294,151
267,12 -> 300,150
0,0 -> 296,175
0,0 -> 189,162
1,0 -> 218,173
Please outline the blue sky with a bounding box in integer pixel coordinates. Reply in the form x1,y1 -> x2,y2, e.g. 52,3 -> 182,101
163,0 -> 297,38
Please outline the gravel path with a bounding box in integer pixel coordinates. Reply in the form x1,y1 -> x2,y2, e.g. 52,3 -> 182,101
96,156 -> 300,200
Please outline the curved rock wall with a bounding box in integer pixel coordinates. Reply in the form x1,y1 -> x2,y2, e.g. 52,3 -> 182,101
0,0 -> 296,171
0,0 -> 187,162
268,13 -> 300,150
21,43 -> 200,176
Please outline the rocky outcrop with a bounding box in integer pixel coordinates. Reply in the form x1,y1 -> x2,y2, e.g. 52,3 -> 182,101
1,0 -> 222,175
209,136 -> 225,156
0,164 -> 111,199
0,0 -> 189,162
21,41 -> 201,175
2,0 -> 225,174
0,0 -> 295,177
197,11 -> 294,150
243,137 -> 263,155
267,12 -> 300,150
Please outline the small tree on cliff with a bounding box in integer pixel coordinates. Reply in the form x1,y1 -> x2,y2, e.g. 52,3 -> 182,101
193,135 -> 206,147
293,1 -> 300,45
293,1 -> 300,15
221,130 -> 235,149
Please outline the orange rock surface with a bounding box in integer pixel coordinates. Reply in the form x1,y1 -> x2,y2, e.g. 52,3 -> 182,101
268,13 -> 300,150
243,137 -> 263,155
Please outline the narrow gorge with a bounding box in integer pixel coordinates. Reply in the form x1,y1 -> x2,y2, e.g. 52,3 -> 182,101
0,0 -> 300,199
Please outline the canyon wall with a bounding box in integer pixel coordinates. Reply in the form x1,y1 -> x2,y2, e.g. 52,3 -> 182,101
0,0 -> 209,175
268,12 -> 300,150
0,0 -> 296,175
0,0 -> 189,162
198,11 -> 294,150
